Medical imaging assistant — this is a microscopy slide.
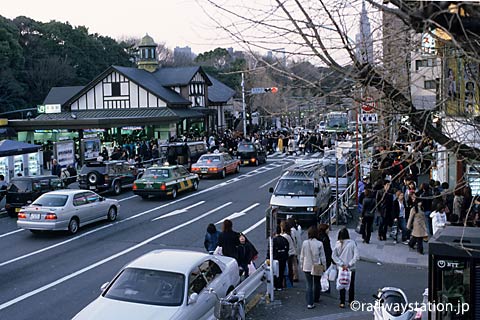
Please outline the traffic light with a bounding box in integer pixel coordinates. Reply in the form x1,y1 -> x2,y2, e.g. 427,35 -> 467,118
264,87 -> 278,93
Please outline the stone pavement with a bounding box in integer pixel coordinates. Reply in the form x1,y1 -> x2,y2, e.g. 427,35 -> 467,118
328,225 -> 428,268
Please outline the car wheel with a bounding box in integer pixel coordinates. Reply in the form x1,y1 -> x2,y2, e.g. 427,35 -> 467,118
192,179 -> 199,191
221,169 -> 226,179
7,209 -> 17,218
113,181 -> 121,195
68,218 -> 79,235
88,172 -> 100,185
236,165 -> 240,173
107,206 -> 117,221
171,187 -> 177,199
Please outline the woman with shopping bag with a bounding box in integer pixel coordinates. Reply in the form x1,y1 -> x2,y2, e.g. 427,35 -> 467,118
332,228 -> 359,309
300,226 -> 327,309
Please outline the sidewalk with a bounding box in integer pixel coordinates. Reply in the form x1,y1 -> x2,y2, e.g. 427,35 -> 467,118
328,225 -> 428,268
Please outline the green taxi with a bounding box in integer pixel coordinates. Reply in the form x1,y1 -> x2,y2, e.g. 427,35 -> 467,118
133,164 -> 199,199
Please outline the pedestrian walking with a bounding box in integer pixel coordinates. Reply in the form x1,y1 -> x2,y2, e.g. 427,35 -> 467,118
361,188 -> 376,244
407,195 -> 428,255
300,226 -> 326,309
287,218 -> 301,282
204,223 -> 221,254
51,159 -> 62,177
332,228 -> 359,309
430,203 -> 448,235
280,221 -> 296,287
272,226 -> 289,291
237,233 -> 258,279
217,219 -> 240,260
393,190 -> 409,243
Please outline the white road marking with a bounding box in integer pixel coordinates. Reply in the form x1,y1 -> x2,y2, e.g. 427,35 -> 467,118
243,218 -> 266,235
216,203 -> 260,224
151,201 -> 206,221
118,195 -> 137,202
0,202 -> 233,312
0,229 -> 24,239
258,176 -> 280,189
0,164 -> 283,267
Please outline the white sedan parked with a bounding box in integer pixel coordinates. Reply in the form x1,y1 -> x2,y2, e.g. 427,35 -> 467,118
73,249 -> 240,320
17,189 -> 119,234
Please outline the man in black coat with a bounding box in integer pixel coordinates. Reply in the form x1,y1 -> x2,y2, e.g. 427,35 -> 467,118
51,159 -> 62,177
271,226 -> 289,290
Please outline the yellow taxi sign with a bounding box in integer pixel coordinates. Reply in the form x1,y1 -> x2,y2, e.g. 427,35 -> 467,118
0,119 -> 8,126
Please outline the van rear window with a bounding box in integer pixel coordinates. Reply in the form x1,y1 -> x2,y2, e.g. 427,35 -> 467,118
274,179 -> 315,196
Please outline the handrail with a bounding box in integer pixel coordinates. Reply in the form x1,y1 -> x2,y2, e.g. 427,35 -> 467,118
319,180 -> 356,225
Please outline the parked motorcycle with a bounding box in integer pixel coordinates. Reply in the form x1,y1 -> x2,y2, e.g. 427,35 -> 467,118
373,287 -> 420,320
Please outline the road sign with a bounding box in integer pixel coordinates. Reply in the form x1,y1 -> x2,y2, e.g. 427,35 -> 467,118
362,97 -> 375,112
359,113 -> 378,124
250,87 -> 278,94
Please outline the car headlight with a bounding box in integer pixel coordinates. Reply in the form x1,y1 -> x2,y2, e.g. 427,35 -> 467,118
307,207 -> 314,212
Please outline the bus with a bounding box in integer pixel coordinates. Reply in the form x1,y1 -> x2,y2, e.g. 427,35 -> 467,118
325,112 -> 348,133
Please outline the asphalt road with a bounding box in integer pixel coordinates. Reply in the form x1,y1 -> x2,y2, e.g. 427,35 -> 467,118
0,157 -> 294,320
0,155 -> 429,320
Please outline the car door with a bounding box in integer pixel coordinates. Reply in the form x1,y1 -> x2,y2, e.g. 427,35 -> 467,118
84,191 -> 106,221
177,166 -> 193,190
223,154 -> 233,173
184,260 -> 218,320
72,192 -> 93,223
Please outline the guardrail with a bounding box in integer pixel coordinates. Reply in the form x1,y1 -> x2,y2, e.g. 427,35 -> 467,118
319,180 -> 356,225
207,262 -> 270,320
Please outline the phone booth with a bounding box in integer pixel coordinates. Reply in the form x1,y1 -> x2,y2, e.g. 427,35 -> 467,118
428,226 -> 480,320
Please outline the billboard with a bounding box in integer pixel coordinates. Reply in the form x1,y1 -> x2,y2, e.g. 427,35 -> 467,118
81,138 -> 101,162
53,141 -> 75,168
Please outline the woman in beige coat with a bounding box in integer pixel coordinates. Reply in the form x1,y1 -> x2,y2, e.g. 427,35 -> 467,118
407,196 -> 428,255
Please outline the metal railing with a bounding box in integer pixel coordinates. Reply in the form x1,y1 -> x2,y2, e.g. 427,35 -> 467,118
207,262 -> 270,320
319,180 -> 356,225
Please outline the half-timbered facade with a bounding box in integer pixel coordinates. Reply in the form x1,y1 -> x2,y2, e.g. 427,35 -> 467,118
8,34 -> 235,142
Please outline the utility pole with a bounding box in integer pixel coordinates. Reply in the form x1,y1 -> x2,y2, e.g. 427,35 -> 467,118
241,72 -> 247,137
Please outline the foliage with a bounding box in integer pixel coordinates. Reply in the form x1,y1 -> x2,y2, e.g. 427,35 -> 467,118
0,15 -> 133,114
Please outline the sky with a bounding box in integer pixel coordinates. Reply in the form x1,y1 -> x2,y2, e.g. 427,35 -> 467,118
0,0 -> 231,54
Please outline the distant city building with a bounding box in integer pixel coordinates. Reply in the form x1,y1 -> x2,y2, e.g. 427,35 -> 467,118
174,46 -> 195,65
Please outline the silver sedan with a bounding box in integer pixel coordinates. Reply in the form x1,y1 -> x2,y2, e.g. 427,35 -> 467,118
17,189 -> 120,234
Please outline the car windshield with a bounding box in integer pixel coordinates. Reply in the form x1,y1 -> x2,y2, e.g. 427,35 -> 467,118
144,168 -> 169,178
238,144 -> 255,152
7,180 -> 32,192
33,194 -> 68,207
274,179 -> 315,196
325,164 -> 347,177
104,268 -> 185,307
327,117 -> 347,128
198,155 -> 221,163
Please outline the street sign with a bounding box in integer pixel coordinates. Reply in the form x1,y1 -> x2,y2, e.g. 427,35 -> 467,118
251,87 -> 266,94
250,87 -> 278,94
362,97 -> 375,112
359,113 -> 378,124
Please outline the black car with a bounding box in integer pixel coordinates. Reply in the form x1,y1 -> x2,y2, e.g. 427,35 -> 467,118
237,142 -> 267,166
5,175 -> 64,217
78,160 -> 140,195
158,141 -> 208,170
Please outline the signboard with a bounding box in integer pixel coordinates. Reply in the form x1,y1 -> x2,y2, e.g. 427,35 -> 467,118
251,87 -> 267,94
44,104 -> 61,114
359,113 -> 378,124
361,97 -> 375,112
265,207 -> 278,239
421,31 -> 436,56
54,141 -> 75,168
81,138 -> 101,162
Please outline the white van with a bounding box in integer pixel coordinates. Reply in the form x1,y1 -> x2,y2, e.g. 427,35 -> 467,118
269,162 -> 331,226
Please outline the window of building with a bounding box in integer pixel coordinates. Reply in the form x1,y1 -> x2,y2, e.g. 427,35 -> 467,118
424,80 -> 436,90
111,83 -> 121,96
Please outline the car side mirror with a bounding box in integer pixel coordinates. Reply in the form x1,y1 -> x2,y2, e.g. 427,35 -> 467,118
314,187 -> 319,193
100,282 -> 109,291
269,187 -> 274,193
99,197 -> 105,202
188,292 -> 198,304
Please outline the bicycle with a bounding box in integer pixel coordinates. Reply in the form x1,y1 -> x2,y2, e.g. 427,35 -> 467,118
209,288 -> 245,320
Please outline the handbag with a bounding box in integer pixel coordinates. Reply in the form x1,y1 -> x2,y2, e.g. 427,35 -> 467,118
308,241 -> 325,276
355,218 -> 365,235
